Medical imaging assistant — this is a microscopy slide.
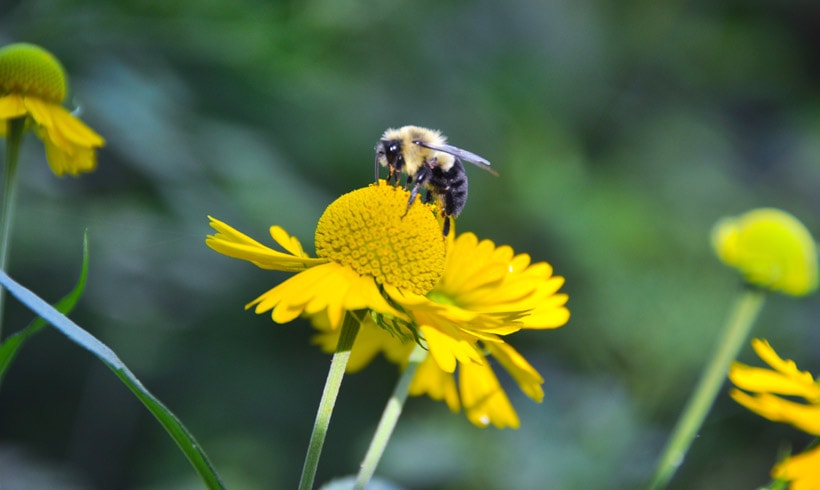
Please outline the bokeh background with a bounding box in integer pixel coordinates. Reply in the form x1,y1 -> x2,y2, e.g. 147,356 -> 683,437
1,0 -> 820,489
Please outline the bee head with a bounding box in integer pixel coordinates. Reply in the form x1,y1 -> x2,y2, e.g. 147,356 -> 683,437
375,139 -> 404,171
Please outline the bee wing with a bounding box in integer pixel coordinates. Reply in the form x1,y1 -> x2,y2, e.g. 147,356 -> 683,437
413,140 -> 499,176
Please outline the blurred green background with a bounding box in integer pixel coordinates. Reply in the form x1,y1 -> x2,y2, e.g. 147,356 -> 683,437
1,0 -> 819,488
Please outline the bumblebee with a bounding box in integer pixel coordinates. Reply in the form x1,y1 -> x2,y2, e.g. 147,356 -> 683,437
374,125 -> 497,235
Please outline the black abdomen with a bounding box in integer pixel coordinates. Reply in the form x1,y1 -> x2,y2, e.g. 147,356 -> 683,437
431,159 -> 468,217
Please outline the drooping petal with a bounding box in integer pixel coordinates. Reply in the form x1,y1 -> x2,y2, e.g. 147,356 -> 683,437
40,135 -> 97,176
487,342 -> 545,403
0,43 -> 103,177
0,93 -> 26,119
730,390 -> 820,436
206,216 -> 327,272
459,358 -> 520,429
44,102 -> 105,147
409,354 -> 460,412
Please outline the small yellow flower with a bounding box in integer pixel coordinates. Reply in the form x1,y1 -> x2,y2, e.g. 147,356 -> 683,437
206,182 -> 445,328
711,208 -> 818,296
729,338 -> 820,489
0,43 -> 104,176
313,231 -> 570,429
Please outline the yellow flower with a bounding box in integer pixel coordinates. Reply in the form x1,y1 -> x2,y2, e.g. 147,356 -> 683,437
711,208 -> 818,296
729,338 -> 820,489
0,43 -> 104,176
209,181 -> 569,429
312,231 -> 570,429
206,182 -> 446,328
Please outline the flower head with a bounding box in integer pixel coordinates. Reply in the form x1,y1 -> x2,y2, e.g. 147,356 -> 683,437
313,231 -> 570,429
209,181 -> 569,429
206,182 -> 445,328
711,208 -> 818,296
729,338 -> 820,489
0,42 -> 104,176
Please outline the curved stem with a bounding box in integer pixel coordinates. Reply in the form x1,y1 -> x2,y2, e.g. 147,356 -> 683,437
298,310 -> 362,490
0,117 -> 26,340
648,288 -> 766,489
354,342 -> 427,490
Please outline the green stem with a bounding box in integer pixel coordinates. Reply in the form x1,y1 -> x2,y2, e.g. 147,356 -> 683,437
648,288 -> 766,489
354,342 -> 427,490
298,310 -> 362,490
0,117 -> 26,340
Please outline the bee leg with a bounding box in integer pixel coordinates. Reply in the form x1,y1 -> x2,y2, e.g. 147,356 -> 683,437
404,165 -> 432,216
407,182 -> 422,208
423,189 -> 433,204
386,167 -> 398,186
442,216 -> 451,236
375,154 -> 381,182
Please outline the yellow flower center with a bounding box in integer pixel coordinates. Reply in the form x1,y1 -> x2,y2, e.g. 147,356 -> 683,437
0,43 -> 67,103
315,182 -> 446,295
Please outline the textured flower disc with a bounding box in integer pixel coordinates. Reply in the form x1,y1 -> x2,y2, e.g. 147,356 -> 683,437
315,182 -> 446,295
0,43 -> 67,103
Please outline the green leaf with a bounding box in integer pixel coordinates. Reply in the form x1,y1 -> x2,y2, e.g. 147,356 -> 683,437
0,233 -> 90,386
0,268 -> 226,490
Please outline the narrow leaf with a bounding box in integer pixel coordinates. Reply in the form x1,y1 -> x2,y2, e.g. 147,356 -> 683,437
0,269 -> 225,490
0,233 -> 89,386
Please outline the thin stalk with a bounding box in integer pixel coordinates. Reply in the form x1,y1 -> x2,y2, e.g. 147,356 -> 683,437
354,343 -> 427,490
0,117 -> 26,339
298,310 -> 362,490
648,288 -> 766,489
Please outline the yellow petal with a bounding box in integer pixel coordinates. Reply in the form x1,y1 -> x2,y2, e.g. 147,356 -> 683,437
487,342 -> 545,402
41,136 -> 97,176
22,97 -> 59,140
420,324 -> 483,374
730,390 -> 820,436
248,262 -> 402,328
771,444 -> 820,490
752,339 -> 819,386
206,216 -> 327,272
728,339 -> 820,402
46,102 -> 105,146
25,97 -> 104,151
459,358 -> 520,429
270,225 -> 309,257
0,94 -> 26,119
729,363 -> 820,401
409,354 -> 460,412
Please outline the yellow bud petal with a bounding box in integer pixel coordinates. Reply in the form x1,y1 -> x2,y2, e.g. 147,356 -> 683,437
711,208 -> 818,296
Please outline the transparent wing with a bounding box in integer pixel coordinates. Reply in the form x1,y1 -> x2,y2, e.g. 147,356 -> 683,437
413,140 -> 499,176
